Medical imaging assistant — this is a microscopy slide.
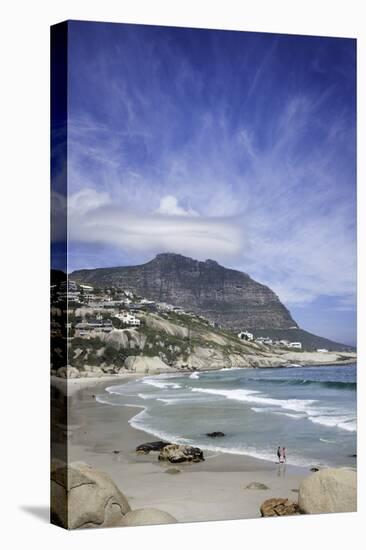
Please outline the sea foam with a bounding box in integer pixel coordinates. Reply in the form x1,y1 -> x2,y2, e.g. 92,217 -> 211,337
191,386 -> 317,414
142,378 -> 182,390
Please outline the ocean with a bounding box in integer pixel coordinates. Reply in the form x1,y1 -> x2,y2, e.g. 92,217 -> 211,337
96,363 -> 357,468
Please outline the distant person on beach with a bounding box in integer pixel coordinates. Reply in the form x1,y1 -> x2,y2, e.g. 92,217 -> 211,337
282,447 -> 287,463
277,446 -> 281,463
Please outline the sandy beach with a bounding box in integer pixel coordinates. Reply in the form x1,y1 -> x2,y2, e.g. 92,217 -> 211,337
62,376 -> 311,523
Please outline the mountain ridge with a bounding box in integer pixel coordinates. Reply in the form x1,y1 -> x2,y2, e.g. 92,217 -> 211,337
70,252 -> 297,331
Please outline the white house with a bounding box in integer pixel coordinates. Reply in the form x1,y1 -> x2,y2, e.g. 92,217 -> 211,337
279,340 -> 290,347
80,284 -> 94,292
156,302 -> 175,312
317,348 -> 329,353
74,319 -> 113,337
238,331 -> 254,341
254,336 -> 273,345
115,312 -> 141,327
288,342 -> 302,349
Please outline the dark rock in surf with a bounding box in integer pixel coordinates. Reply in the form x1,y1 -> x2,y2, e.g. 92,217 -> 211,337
206,431 -> 225,438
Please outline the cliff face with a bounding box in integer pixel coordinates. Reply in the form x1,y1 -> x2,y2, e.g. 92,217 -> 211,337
71,253 -> 298,331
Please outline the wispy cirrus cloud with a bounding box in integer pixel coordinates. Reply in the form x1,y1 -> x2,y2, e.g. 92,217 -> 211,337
59,22 -> 356,342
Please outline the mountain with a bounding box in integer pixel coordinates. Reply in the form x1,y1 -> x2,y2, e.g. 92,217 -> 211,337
71,253 -> 298,331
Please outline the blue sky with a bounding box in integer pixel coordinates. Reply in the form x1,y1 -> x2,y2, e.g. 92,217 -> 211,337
56,21 -> 356,344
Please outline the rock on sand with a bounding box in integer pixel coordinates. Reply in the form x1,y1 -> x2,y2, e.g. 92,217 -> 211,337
56,365 -> 80,379
298,468 -> 357,514
124,355 -> 170,374
136,441 -> 171,454
51,460 -> 131,529
245,482 -> 270,490
158,444 -> 204,463
120,508 -> 177,526
260,498 -> 301,517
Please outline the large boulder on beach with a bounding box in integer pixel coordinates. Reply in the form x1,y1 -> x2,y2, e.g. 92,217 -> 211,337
124,355 -> 170,374
120,508 -> 177,527
51,460 -> 131,529
82,365 -> 104,377
298,468 -> 357,514
158,444 -> 204,463
56,365 -> 80,379
260,498 -> 301,517
136,441 -> 171,454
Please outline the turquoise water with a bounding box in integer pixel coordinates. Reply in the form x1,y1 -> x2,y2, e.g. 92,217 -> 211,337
97,364 -> 357,468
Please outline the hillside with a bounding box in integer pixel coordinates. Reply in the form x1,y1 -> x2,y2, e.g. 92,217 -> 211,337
251,328 -> 354,352
65,308 -> 356,376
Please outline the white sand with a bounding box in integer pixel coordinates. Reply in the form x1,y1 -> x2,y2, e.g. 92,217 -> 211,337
63,379 -> 310,523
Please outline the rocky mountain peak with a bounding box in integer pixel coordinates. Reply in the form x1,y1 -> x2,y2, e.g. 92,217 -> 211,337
71,253 -> 298,331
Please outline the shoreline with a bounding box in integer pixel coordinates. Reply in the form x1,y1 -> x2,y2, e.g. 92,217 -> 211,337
51,356 -> 357,395
65,379 -> 311,522
94,366 -> 356,470
57,365 -> 356,523
51,372 -> 146,396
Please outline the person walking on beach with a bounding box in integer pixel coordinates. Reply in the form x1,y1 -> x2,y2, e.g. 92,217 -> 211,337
277,446 -> 281,463
282,447 -> 287,463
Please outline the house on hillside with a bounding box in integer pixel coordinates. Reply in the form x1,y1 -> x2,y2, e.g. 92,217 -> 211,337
238,331 -> 254,341
279,339 -> 290,347
74,319 -> 114,337
114,312 -> 141,327
255,336 -> 273,346
172,306 -> 185,314
79,284 -> 94,291
288,341 -> 302,349
57,280 -> 80,303
79,284 -> 95,302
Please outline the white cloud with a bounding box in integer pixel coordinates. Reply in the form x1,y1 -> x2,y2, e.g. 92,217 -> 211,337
155,195 -> 198,217
68,188 -> 111,214
68,189 -> 245,261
